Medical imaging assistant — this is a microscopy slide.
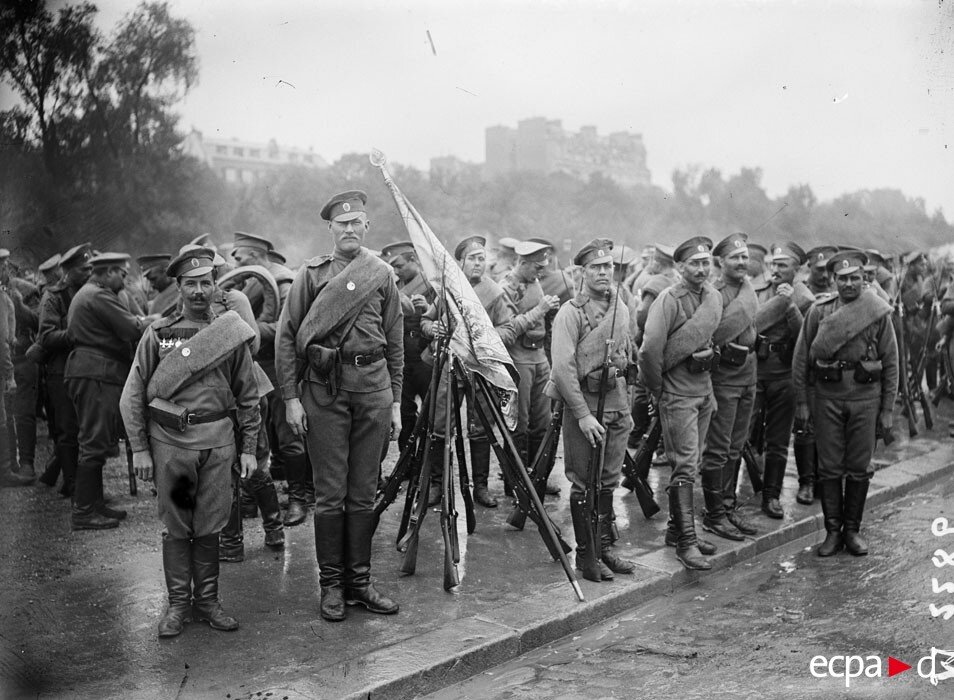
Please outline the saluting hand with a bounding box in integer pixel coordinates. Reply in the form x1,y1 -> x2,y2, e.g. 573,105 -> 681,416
578,414 -> 606,448
239,453 -> 257,479
133,450 -> 154,482
285,398 -> 308,437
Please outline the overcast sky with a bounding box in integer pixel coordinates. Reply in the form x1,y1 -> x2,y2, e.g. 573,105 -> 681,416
92,0 -> 954,217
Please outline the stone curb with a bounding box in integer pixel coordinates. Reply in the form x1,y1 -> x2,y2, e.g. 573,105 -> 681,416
310,444 -> 954,699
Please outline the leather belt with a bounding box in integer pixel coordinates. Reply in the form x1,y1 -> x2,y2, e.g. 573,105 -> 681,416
186,410 -> 230,425
767,342 -> 791,353
340,348 -> 386,367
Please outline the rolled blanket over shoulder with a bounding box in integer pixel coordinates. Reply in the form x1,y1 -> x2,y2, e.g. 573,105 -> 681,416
712,279 -> 758,347
756,281 -> 814,332
146,310 -> 256,401
810,290 -> 893,360
662,282 -> 723,371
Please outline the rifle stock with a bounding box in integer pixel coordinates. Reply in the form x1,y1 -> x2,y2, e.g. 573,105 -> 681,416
440,361 -> 460,590
506,401 -> 563,530
620,416 -> 661,519
450,377 -> 476,534
741,442 -> 763,493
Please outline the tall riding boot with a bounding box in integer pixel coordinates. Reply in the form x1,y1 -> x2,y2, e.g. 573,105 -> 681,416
793,441 -> 816,505
599,491 -> 635,574
58,444 -> 78,498
470,440 -> 497,508
669,481 -> 712,570
158,534 -> 193,638
760,454 -> 787,519
343,510 -> 399,614
71,462 -> 117,530
701,468 -> 744,541
816,478 -> 844,557
427,439 -> 445,507
282,453 -> 310,527
570,497 -> 613,582
191,533 -> 239,631
219,473 -> 244,562
94,467 -> 126,521
842,479 -> 870,556
315,511 -> 346,621
240,481 -> 257,519
38,450 -> 60,487
666,493 -> 717,554
253,473 -> 285,549
723,457 -> 757,535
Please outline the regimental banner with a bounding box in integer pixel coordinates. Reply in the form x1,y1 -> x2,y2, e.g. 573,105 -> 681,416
371,148 -> 519,429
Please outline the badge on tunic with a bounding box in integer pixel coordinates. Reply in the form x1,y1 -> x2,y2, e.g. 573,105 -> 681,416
174,340 -> 182,348
182,347 -> 191,357
346,281 -> 356,291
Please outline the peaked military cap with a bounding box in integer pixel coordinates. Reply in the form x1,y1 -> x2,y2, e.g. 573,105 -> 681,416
903,250 -> 925,266
527,237 -> 556,251
713,232 -> 749,258
746,242 -> 768,261
167,247 -> 215,279
0,248 -> 9,261
38,253 -> 61,272
178,243 -> 226,269
653,243 -> 675,263
267,249 -> 287,265
673,236 -> 713,263
190,233 -> 213,247
769,241 -> 807,265
513,240 -> 551,263
806,245 -> 839,268
454,235 -> 487,260
320,190 -> 368,222
89,252 -> 130,270
826,250 -> 868,276
610,244 -> 638,266
60,243 -> 92,269
233,231 -> 273,252
497,236 -> 519,251
574,238 -> 614,267
381,241 -> 416,262
136,253 -> 172,273
863,249 -> 886,271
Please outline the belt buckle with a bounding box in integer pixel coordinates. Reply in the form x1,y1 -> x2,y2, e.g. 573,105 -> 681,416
353,354 -> 365,367
186,413 -> 197,425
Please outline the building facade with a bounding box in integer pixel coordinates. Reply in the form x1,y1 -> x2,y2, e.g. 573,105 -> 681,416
484,117 -> 651,187
182,129 -> 328,184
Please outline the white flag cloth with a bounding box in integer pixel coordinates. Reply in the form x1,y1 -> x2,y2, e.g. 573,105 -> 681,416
372,149 -> 518,428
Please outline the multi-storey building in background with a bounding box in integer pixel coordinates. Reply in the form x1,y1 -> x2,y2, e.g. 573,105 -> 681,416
484,117 -> 651,187
182,129 -> 328,184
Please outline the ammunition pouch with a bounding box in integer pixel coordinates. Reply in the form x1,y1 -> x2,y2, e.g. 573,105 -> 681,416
813,359 -> 845,383
853,359 -> 883,384
686,348 -> 718,374
520,332 -> 545,350
306,344 -> 338,375
754,334 -> 770,360
148,398 -> 190,432
582,368 -> 618,393
719,342 -> 750,368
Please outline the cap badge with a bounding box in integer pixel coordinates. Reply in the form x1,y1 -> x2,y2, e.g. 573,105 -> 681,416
818,253 -> 824,260
697,245 -> 705,252
342,202 -> 351,212
598,249 -> 605,257
734,240 -> 742,248
774,247 -> 782,255
346,281 -> 356,291
190,258 -> 199,268
842,260 -> 849,268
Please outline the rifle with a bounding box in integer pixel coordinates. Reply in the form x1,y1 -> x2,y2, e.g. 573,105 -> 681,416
373,398 -> 430,534
619,414 -> 661,518
506,401 -> 564,531
450,374 -> 476,535
910,277 -> 940,430
741,441 -> 764,493
579,282 -> 623,583
891,263 -> 919,437
932,335 -> 954,406
466,367 -> 584,602
124,436 -> 137,497
440,359 -> 460,590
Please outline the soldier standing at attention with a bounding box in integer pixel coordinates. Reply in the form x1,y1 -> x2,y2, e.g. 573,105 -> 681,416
35,245 -> 93,495
751,243 -> 816,520
638,237 -> 723,570
500,241 -> 561,491
793,251 -> 898,556
546,238 -> 636,582
276,190 -> 403,623
700,234 -> 759,542
66,253 -> 158,530
121,247 -> 260,637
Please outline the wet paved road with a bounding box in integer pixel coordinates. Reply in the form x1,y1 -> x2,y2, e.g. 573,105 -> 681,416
427,481 -> 954,700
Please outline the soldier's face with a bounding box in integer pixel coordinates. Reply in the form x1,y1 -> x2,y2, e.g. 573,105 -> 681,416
721,249 -> 749,283
231,246 -> 260,267
178,272 -> 215,314
391,255 -> 418,283
460,250 -> 485,283
809,264 -> 828,284
678,256 -> 710,288
770,257 -> 797,285
515,258 -> 546,283
64,263 -> 92,287
583,261 -> 612,295
329,214 -> 368,255
836,270 -> 864,302
105,264 -> 128,292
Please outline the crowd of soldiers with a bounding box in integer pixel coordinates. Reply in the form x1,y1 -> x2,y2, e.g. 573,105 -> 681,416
1,186 -> 953,636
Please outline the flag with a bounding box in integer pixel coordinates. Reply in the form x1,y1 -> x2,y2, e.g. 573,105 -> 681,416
371,149 -> 519,428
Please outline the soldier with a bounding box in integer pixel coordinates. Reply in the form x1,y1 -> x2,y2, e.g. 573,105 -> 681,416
793,251 -> 898,556
66,252 -> 157,530
1,250 -> 34,486
120,247 -> 260,637
500,240 -> 562,492
752,242 -> 815,519
862,250 -> 892,302
490,236 -> 518,282
699,234 -> 759,541
37,254 -> 62,292
276,189 -> 403,622
35,244 -> 93,495
546,238 -> 636,582
5,259 -> 41,477
420,235 -> 519,509
747,243 -> 769,288
229,232 -> 310,528
138,254 -> 178,316
529,236 -> 575,367
804,246 -> 838,297
638,236 -> 723,570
